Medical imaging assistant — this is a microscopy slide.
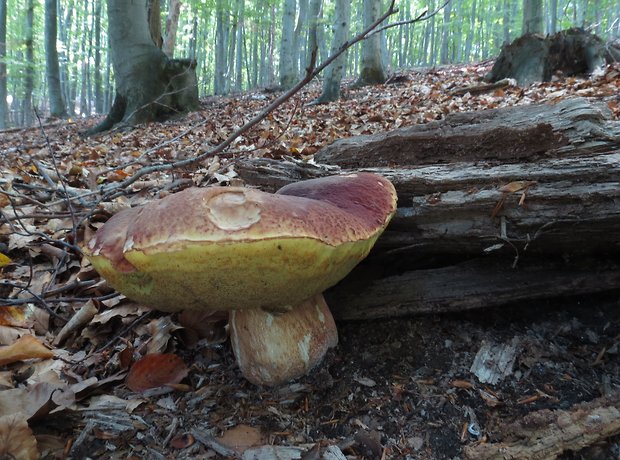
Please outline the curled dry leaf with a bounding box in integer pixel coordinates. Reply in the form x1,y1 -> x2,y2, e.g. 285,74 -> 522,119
0,335 -> 54,366
125,353 -> 189,392
0,413 -> 39,460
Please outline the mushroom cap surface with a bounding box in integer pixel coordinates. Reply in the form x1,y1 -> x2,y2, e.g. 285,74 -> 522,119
83,173 -> 397,312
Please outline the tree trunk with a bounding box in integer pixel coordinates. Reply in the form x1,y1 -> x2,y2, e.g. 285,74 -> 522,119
305,0 -> 322,69
315,0 -> 350,103
0,0 -> 8,129
93,0 -> 103,113
214,0 -> 228,95
163,0 -> 182,57
522,0 -> 543,34
87,0 -> 198,134
279,0 -> 297,89
233,98 -> 620,320
44,0 -> 66,117
23,0 -> 35,126
354,0 -> 387,86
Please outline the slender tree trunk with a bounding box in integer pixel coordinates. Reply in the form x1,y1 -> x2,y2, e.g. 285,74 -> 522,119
45,0 -> 66,117
0,0 -> 8,128
163,0 -> 182,57
439,0 -> 452,64
463,0 -> 477,61
315,0 -> 349,102
306,0 -> 321,69
234,0 -> 244,91
279,0 -> 297,88
523,0 -> 543,34
23,0 -> 35,126
93,0 -> 103,113
548,0 -> 557,33
294,0 -> 307,74
79,0 -> 89,116
355,0 -> 387,86
214,0 -> 228,94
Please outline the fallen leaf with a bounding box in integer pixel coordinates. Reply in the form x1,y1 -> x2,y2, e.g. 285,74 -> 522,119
218,424 -> 265,453
0,413 -> 39,460
170,433 -> 195,449
0,335 -> 54,366
0,253 -> 11,267
125,353 -> 189,392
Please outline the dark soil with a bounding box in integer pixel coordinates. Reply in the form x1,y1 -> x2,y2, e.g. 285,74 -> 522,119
59,292 -> 620,459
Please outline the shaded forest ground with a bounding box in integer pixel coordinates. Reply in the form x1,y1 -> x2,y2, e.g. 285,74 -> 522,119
0,62 -> 619,459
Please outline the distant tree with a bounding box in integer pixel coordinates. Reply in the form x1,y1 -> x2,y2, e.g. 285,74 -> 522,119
315,0 -> 350,102
280,0 -> 297,88
439,0 -> 452,64
44,0 -> 65,117
355,0 -> 387,86
523,0 -> 543,34
23,0 -> 35,126
163,0 -> 182,57
214,0 -> 228,95
0,0 -> 7,128
88,0 -> 198,133
306,0 -> 322,69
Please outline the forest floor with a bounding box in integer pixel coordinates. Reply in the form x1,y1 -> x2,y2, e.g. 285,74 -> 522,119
0,62 -> 619,459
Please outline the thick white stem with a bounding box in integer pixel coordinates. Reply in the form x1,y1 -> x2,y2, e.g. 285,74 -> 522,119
230,294 -> 338,386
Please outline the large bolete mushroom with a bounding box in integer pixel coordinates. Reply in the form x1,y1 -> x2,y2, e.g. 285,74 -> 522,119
83,173 -> 397,385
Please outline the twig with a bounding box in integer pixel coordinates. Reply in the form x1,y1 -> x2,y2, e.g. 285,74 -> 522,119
98,0 -> 398,198
367,0 -> 451,37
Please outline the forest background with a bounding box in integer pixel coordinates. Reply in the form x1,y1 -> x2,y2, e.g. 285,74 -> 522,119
0,0 -> 619,130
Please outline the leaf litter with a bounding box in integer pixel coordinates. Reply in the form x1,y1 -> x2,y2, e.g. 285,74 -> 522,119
0,63 -> 619,458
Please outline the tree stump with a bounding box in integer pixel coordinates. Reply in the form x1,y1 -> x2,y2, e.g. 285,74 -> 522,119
484,28 -> 608,86
235,98 -> 620,319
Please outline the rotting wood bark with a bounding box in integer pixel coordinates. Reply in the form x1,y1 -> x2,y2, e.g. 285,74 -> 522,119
312,97 -> 620,168
463,392 -> 620,460
233,98 -> 620,318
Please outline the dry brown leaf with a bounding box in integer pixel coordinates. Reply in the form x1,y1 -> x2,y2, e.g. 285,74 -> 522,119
217,424 -> 266,453
125,353 -> 189,392
0,335 -> 54,366
0,413 -> 39,460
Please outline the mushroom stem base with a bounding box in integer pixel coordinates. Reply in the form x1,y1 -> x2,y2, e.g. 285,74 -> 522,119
230,294 -> 338,386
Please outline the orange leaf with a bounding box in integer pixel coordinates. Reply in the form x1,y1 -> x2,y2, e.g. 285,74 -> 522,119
0,335 -> 54,366
125,353 -> 189,392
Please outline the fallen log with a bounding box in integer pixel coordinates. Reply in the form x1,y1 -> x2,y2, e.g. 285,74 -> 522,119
233,98 -> 620,318
463,392 -> 620,460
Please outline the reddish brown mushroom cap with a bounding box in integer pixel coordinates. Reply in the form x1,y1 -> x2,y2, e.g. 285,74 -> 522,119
82,173 -> 397,312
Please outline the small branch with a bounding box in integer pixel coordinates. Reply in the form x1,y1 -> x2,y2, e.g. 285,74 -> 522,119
367,0 -> 451,37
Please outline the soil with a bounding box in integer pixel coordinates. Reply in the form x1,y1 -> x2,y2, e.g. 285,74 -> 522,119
57,291 -> 620,459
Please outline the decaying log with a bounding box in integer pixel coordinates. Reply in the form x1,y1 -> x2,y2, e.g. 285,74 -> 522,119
463,392 -> 620,460
234,98 -> 620,318
312,97 -> 620,168
324,258 -> 620,320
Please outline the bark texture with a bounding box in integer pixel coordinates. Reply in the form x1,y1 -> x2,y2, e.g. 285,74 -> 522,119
486,28 -> 607,86
88,0 -> 198,134
235,98 -> 620,320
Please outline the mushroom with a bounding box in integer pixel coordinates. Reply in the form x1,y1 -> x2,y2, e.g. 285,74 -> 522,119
83,172 -> 397,385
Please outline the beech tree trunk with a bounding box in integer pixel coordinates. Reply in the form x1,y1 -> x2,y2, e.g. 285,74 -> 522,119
0,0 -> 8,129
44,0 -> 66,118
315,0 -> 350,102
234,98 -> 620,320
